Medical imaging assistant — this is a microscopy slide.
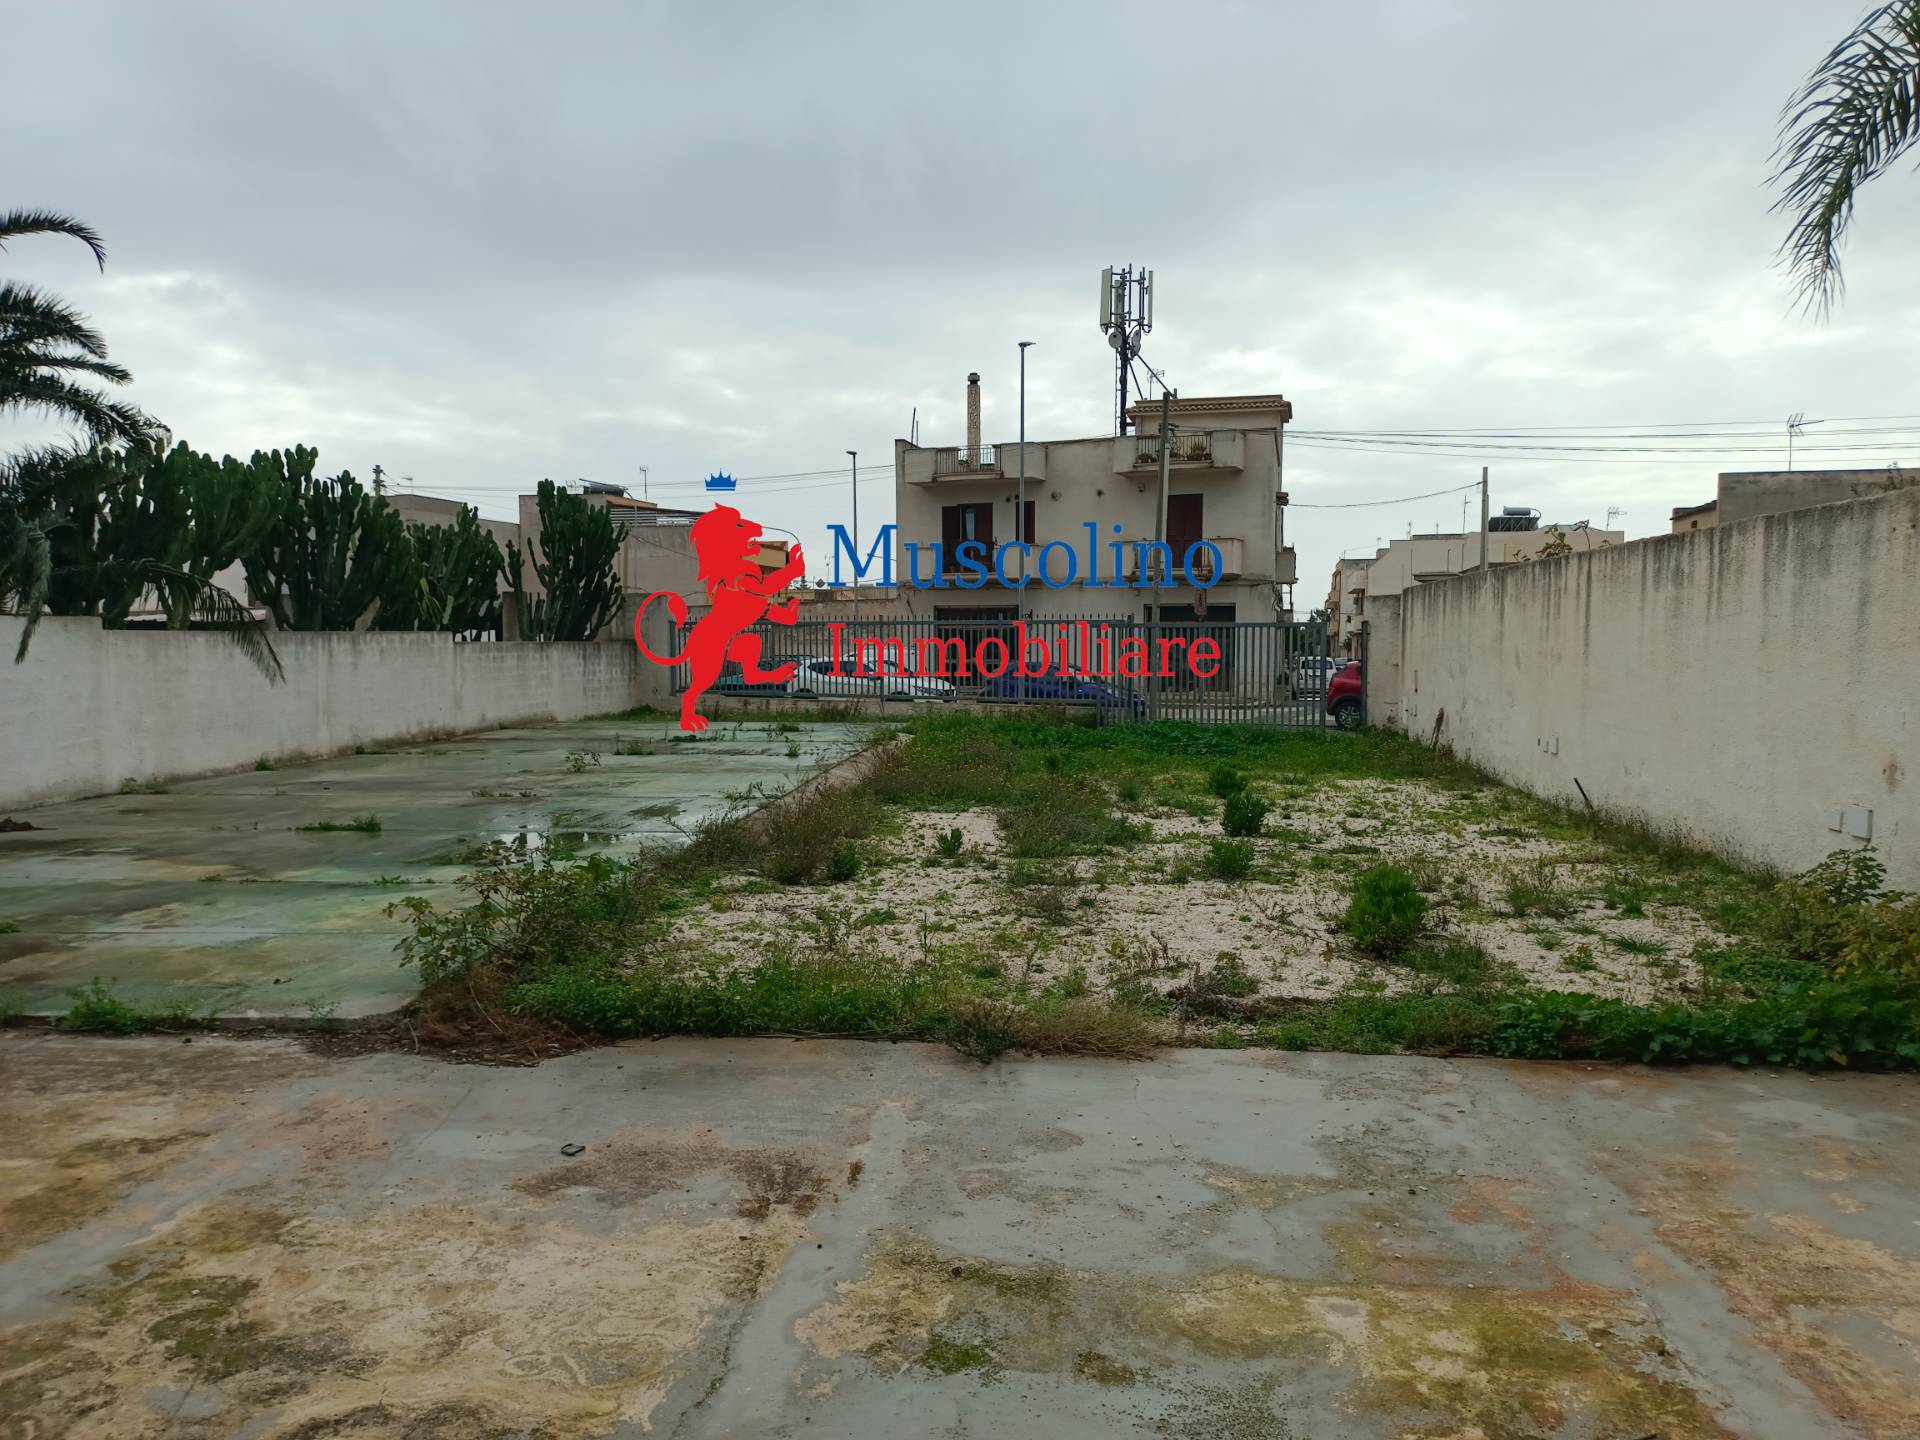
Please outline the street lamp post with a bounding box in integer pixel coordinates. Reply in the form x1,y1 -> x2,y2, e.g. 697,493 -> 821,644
847,450 -> 858,625
1017,342 -> 1033,637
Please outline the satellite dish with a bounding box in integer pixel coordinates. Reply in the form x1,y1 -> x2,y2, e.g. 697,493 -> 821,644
1107,330 -> 1124,352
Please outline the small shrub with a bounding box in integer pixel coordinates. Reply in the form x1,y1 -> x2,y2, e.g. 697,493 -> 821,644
565,749 -> 602,772
253,758 -> 275,772
1344,864 -> 1428,957
117,777 -> 169,795
1115,773 -> 1143,804
760,783 -> 878,884
933,827 -> 965,859
1220,792 -> 1269,838
827,841 -> 862,884
59,979 -> 147,1033
1185,953 -> 1260,1013
1206,839 -> 1255,881
1206,763 -> 1247,798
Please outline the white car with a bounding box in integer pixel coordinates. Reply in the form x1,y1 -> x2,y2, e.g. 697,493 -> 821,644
788,657 -> 955,702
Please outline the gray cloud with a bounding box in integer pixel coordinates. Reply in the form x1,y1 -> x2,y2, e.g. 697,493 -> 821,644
6,0 -> 1916,592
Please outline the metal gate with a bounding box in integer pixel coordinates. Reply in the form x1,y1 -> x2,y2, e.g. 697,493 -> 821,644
665,615 -> 1360,728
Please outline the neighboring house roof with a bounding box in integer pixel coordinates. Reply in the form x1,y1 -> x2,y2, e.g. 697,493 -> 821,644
1670,499 -> 1717,520
1125,393 -> 1293,423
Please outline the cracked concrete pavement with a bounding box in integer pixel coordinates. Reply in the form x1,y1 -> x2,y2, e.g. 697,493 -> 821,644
3,1033 -> 1917,1438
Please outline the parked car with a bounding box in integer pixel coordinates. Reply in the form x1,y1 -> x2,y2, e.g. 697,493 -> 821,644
787,658 -> 883,699
708,660 -> 801,697
1286,655 -> 1343,699
1326,662 -> 1363,729
977,674 -> 1146,715
787,657 -> 955,702
871,658 -> 957,703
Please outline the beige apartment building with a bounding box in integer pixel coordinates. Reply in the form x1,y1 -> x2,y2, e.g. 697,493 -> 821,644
1339,520 -> 1625,650
885,380 -> 1297,630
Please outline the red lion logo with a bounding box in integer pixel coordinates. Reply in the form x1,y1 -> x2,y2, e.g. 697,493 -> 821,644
633,504 -> 806,732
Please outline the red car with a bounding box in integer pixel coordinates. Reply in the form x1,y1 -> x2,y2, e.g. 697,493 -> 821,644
1326,662 -> 1363,730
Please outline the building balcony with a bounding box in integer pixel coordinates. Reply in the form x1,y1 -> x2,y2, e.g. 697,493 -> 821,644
1114,429 -> 1245,477
1125,535 -> 1247,584
902,444 -> 1047,485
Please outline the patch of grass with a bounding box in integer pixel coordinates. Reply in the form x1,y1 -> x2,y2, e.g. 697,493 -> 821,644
1501,862 -> 1576,919
253,758 -> 275,772
1607,934 -> 1666,958
1205,839 -> 1255,881
564,749 -> 601,773
1344,864 -> 1428,958
1401,937 -> 1502,989
998,785 -> 1145,858
920,1333 -> 994,1374
933,826 -> 965,859
0,920 -> 18,935
759,783 -> 879,884
117,777 -> 169,795
1220,791 -> 1269,838
295,814 -> 383,834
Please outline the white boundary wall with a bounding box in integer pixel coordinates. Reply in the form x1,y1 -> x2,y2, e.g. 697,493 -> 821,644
1389,488 -> 1920,887
1,618 -> 667,810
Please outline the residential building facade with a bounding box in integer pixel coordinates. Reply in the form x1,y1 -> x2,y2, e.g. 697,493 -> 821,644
888,384 -> 1296,632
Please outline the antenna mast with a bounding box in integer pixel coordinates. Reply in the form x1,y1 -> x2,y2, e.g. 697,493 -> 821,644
1098,265 -> 1154,435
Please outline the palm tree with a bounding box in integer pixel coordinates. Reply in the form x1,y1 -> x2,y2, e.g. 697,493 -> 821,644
1771,1 -> 1920,312
1,209 -> 160,445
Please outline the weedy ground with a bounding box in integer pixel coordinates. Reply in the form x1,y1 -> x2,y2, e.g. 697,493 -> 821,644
77,713 -> 1919,1068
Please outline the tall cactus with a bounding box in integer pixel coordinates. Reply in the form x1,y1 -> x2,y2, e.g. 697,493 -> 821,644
243,448 -> 403,630
374,505 -> 505,635
505,480 -> 622,641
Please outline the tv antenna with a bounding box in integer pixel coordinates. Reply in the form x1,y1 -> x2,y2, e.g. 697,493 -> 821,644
1606,506 -> 1626,529
1785,412 -> 1825,471
1098,265 -> 1154,434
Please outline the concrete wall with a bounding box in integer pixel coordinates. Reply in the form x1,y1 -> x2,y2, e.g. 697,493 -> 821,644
1392,489 -> 1920,886
1718,468 -> 1913,527
1,618 -> 669,810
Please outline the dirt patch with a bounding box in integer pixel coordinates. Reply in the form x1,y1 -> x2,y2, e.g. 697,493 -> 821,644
514,1133 -> 830,1220
0,1196 -> 805,1438
796,1231 -> 1735,1437
1606,1150 -> 1920,1438
663,782 -> 1717,1006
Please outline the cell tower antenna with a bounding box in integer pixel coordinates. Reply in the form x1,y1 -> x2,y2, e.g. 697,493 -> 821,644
1098,265 -> 1154,434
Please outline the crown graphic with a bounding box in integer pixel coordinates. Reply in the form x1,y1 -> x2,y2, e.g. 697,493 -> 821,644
703,471 -> 737,492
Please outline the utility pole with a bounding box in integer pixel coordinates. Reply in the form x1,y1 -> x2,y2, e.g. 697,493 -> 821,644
847,450 -> 859,625
1148,387 -> 1175,722
1017,341 -> 1033,631
371,464 -> 387,497
1478,466 -> 1490,574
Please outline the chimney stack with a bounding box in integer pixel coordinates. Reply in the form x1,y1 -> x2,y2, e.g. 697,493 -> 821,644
965,372 -> 982,457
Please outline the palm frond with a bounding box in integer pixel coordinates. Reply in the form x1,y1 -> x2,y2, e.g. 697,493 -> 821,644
2,520 -> 54,662
1770,0 -> 1920,313
0,375 -> 161,447
138,562 -> 285,684
5,351 -> 135,384
0,281 -> 113,358
0,209 -> 108,270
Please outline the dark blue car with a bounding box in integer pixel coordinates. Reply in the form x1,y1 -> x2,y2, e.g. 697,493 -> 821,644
977,674 -> 1146,715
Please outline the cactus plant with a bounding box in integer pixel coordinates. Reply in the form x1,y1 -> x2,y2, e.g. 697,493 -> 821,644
505,480 -> 622,641
243,449 -> 404,631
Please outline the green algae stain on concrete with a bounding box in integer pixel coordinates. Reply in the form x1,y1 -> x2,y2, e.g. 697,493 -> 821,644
795,1231 -> 1738,1439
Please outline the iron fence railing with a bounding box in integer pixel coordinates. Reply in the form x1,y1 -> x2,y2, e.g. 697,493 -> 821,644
932,445 -> 998,475
1124,430 -> 1216,469
669,615 -> 1349,728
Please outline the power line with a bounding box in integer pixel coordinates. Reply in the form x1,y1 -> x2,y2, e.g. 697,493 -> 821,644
1289,481 -> 1483,510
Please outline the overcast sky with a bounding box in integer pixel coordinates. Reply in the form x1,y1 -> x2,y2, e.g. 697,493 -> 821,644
7,0 -> 1917,600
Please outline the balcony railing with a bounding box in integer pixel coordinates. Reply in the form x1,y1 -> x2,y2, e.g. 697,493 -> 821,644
932,445 -> 999,476
1126,431 -> 1215,468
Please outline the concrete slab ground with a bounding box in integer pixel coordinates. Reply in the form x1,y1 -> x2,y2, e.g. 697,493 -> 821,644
0,717 -> 868,1021
2,1033 -> 1915,1438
